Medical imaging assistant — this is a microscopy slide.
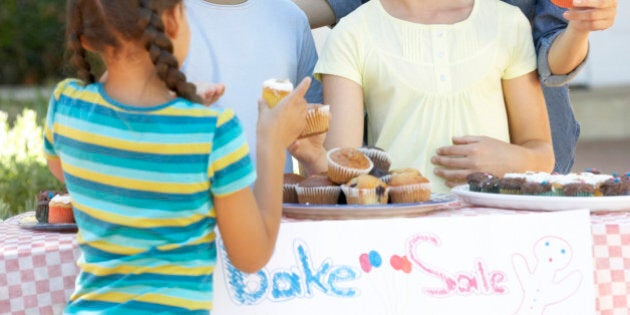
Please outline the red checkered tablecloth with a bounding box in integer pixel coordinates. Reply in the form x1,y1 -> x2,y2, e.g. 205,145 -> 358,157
1,209 -> 629,314
0,212 -> 80,315
591,211 -> 630,315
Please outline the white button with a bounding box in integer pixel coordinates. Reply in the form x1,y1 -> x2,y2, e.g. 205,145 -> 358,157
437,32 -> 444,37
440,75 -> 447,81
437,51 -> 444,58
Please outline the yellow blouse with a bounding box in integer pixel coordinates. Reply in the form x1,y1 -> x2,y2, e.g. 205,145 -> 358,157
315,0 -> 537,192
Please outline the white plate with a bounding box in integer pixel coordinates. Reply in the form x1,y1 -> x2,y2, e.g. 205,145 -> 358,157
451,185 -> 630,212
283,193 -> 459,220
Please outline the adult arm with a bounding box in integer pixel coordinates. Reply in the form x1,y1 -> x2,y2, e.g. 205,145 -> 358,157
432,71 -> 555,186
291,0 -> 364,28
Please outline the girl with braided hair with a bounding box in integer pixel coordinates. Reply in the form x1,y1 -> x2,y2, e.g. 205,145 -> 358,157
44,0 -> 311,313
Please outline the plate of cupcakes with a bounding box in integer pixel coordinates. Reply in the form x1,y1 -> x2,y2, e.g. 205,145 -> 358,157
19,191 -> 77,232
452,171 -> 630,212
282,147 -> 459,220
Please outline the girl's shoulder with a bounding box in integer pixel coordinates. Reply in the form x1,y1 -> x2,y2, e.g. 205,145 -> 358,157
51,78 -> 97,101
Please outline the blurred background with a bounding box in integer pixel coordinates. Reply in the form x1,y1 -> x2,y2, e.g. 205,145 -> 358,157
0,1 -> 628,220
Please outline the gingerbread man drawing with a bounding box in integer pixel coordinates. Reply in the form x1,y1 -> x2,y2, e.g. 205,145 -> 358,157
512,236 -> 583,314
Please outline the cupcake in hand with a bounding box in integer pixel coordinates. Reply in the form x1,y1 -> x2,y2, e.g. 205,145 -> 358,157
300,104 -> 331,138
262,78 -> 293,108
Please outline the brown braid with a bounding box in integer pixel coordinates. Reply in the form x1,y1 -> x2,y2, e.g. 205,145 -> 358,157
64,0 -> 201,103
66,0 -> 95,83
138,0 -> 201,103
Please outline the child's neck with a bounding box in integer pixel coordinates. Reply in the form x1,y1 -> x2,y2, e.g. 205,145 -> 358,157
203,0 -> 247,4
381,0 -> 474,24
102,53 -> 174,107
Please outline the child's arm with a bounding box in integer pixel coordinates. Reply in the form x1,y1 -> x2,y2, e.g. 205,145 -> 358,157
432,71 -> 555,187
47,159 -> 65,183
548,0 -> 617,75
214,78 -> 310,273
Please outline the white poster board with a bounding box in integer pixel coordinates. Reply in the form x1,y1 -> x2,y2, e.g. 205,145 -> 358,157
214,209 -> 595,315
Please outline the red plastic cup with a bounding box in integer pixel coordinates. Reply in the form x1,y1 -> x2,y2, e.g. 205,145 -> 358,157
551,0 -> 573,8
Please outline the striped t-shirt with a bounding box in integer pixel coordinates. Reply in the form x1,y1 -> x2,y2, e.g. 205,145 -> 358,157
44,79 -> 256,314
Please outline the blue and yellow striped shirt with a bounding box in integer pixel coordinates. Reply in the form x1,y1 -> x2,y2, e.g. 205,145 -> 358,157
44,79 -> 256,314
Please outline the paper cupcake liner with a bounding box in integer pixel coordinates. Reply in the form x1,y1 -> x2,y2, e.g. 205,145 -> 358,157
341,185 -> 389,205
296,186 -> 341,205
550,0 -> 572,9
380,174 -> 392,185
283,184 -> 299,204
300,105 -> 330,138
389,183 -> 431,203
499,189 -> 521,195
48,205 -> 75,223
35,201 -> 49,223
327,149 -> 374,184
359,148 -> 392,172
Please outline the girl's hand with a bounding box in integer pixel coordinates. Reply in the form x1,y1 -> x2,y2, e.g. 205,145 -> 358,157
288,131 -> 328,176
431,135 -> 515,187
564,0 -> 617,33
257,77 -> 311,149
195,82 -> 226,106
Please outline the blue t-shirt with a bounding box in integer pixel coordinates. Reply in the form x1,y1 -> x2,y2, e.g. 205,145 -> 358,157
182,0 -> 323,172
45,79 -> 255,314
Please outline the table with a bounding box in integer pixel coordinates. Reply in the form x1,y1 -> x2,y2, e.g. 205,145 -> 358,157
2,208 -> 630,314
0,212 -> 80,315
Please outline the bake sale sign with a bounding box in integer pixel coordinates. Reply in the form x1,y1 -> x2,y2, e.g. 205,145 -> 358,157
213,209 -> 595,315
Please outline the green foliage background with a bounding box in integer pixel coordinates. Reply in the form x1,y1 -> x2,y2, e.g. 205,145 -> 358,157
0,0 -> 66,84
0,95 -> 65,220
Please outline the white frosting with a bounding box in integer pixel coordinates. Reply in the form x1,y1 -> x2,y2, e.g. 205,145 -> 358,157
51,194 -> 72,204
262,79 -> 293,92
308,104 -> 330,113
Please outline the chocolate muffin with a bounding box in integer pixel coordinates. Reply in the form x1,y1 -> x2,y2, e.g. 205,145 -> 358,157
498,177 -> 526,195
466,172 -> 496,192
520,181 -> 553,196
283,173 -> 306,203
35,190 -> 64,223
599,178 -> 630,196
562,182 -> 595,197
295,174 -> 341,205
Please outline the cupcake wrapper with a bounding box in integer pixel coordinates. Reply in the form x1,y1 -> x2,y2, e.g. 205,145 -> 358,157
327,149 -> 374,185
48,205 -> 75,224
283,184 -> 299,204
296,186 -> 341,205
499,189 -> 521,195
358,148 -> 392,172
35,202 -> 49,223
300,106 -> 330,138
389,183 -> 431,203
341,185 -> 389,205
